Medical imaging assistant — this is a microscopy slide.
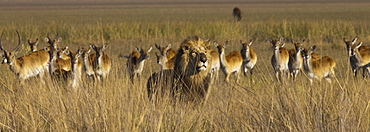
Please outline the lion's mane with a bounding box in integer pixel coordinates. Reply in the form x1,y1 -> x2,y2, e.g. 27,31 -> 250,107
172,36 -> 213,102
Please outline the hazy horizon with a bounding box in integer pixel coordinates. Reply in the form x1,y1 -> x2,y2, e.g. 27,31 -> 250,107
0,0 -> 363,4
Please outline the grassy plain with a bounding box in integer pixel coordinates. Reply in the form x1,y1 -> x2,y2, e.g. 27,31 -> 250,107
0,0 -> 369,131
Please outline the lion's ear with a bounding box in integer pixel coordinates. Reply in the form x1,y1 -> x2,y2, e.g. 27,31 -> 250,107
182,45 -> 189,51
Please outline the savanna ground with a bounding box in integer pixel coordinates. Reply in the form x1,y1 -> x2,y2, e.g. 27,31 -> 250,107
0,0 -> 369,131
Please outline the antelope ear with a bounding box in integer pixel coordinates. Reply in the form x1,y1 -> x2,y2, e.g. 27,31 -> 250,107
148,47 -> 152,52
205,38 -> 211,43
165,44 -> 171,51
75,51 -> 82,58
78,48 -> 84,54
45,38 -> 50,42
248,39 -> 253,46
44,47 -> 50,51
352,38 -> 358,44
280,43 -> 285,47
301,39 -> 305,44
279,37 -> 284,42
57,37 -> 62,43
135,46 -> 140,52
155,43 -> 160,50
65,50 -> 70,55
102,43 -> 108,51
86,48 -> 91,54
356,42 -> 363,49
90,44 -> 96,50
213,41 -> 218,47
310,45 -> 317,51
240,40 -> 243,44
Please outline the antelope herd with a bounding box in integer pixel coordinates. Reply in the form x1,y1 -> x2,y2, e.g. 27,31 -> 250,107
0,31 -> 369,91
145,36 -> 370,86
0,31 -> 111,88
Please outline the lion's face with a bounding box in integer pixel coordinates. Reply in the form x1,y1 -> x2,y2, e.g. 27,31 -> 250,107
188,47 -> 209,72
177,36 -> 212,76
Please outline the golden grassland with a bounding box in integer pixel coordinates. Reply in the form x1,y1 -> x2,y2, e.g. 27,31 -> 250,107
0,1 -> 369,131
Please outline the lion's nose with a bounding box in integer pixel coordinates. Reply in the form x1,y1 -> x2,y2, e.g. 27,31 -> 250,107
199,53 -> 207,63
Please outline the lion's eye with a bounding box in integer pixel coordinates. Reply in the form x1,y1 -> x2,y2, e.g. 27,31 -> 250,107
192,52 -> 197,57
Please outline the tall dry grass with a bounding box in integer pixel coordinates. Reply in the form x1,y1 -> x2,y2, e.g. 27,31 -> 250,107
0,1 -> 369,131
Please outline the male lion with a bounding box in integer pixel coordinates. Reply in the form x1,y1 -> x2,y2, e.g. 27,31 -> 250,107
172,36 -> 213,102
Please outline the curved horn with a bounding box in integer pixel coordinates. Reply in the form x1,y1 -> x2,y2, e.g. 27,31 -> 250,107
301,39 -> 305,44
0,30 -> 4,51
55,32 -> 59,39
0,30 -> 4,39
0,39 -> 4,51
47,32 -> 51,39
12,30 -> 22,52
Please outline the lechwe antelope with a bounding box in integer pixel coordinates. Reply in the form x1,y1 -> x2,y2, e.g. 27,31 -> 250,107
28,38 -> 39,52
69,48 -> 84,88
209,49 -> 220,80
232,7 -> 242,21
154,43 -> 176,70
90,43 -> 112,82
205,39 -> 220,81
270,37 -> 290,82
350,42 -> 370,77
149,44 -> 176,101
155,52 -> 175,70
82,48 -> 95,80
240,39 -> 257,77
124,46 -> 152,83
47,47 -> 73,79
57,47 -> 73,72
215,41 -> 243,82
343,38 -> 370,77
0,31 -> 49,85
45,33 -> 62,50
303,46 -> 336,83
288,39 -> 305,80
